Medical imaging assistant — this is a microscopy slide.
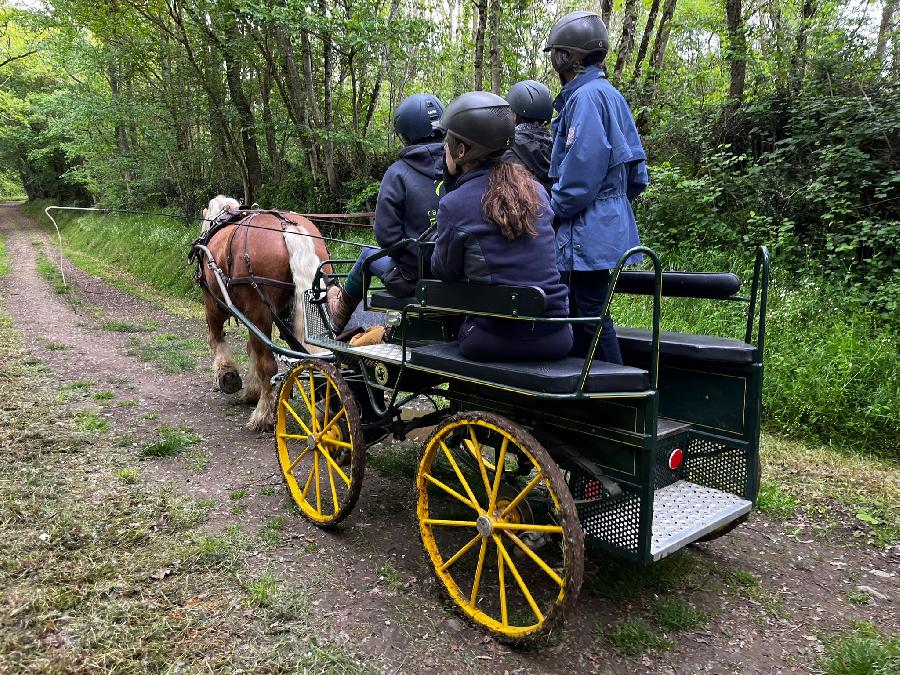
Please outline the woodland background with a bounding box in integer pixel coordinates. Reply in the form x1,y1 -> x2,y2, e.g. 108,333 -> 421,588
0,0 -> 898,455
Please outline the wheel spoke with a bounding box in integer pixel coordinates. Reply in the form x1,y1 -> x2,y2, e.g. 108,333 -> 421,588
308,372 -> 317,432
494,535 -> 544,623
314,450 -> 322,514
498,473 -> 543,520
422,518 -> 477,527
498,544 -> 508,627
493,522 -> 564,534
469,538 -> 488,608
440,441 -> 482,510
319,446 -> 351,485
488,437 -> 509,512
316,407 -> 346,441
323,379 -> 332,431
326,456 -> 340,516
286,446 -> 311,474
282,400 -> 313,437
301,461 -> 316,500
324,438 -> 353,449
502,530 -> 565,588
439,533 -> 482,572
294,378 -> 316,428
423,473 -> 478,510
279,433 -> 309,440
464,427 -> 492,496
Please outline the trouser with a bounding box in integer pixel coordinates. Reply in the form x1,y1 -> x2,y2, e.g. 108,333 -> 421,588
344,246 -> 394,299
563,269 -> 623,365
457,318 -> 574,362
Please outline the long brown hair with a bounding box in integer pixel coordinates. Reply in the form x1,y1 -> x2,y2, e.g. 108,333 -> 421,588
481,160 -> 543,240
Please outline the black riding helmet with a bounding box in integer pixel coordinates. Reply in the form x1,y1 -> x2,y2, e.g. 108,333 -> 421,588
394,93 -> 445,145
543,11 -> 609,74
434,91 -> 515,165
506,80 -> 553,124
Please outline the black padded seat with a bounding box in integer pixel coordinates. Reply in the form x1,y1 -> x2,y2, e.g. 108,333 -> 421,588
409,342 -> 649,394
369,291 -> 417,311
617,327 -> 758,364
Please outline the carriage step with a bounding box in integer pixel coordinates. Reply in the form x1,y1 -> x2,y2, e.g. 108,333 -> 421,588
650,481 -> 752,560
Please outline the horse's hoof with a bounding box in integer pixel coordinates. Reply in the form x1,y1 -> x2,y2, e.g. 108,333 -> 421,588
218,371 -> 242,394
245,416 -> 274,433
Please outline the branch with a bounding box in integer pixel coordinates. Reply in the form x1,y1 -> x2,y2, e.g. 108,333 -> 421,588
0,47 -> 41,69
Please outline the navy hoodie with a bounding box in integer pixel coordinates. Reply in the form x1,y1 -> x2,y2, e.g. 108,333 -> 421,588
375,141 -> 444,278
431,167 -> 569,337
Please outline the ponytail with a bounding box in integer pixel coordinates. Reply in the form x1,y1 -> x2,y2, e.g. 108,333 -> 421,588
481,161 -> 542,240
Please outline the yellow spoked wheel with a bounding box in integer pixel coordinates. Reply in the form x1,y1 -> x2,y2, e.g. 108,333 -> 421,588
276,360 -> 364,527
417,411 -> 584,644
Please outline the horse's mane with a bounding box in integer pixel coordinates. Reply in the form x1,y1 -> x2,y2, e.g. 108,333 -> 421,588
202,195 -> 240,233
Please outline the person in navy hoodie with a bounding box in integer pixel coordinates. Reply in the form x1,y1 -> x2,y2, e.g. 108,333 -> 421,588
431,91 -> 572,362
545,11 -> 649,363
327,93 -> 445,332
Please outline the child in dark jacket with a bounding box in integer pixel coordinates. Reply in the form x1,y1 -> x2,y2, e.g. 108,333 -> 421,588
431,91 -> 572,362
503,79 -> 554,194
327,93 -> 444,332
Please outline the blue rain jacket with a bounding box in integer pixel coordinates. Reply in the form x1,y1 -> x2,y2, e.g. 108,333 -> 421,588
549,66 -> 648,271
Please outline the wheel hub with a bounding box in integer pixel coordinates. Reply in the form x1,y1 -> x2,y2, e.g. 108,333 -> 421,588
475,514 -> 493,537
306,434 -> 317,450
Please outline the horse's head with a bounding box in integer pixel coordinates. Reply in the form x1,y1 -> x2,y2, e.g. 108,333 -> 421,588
201,195 -> 240,233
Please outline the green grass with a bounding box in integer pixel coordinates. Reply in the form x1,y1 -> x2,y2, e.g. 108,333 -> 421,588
587,550 -> 701,601
141,424 -> 201,457
102,320 -> 152,333
92,390 -> 114,400
600,617 -> 673,657
125,333 -> 205,373
650,597 -> 711,632
0,231 -> 7,277
116,466 -> 139,483
376,561 -> 401,586
368,441 -> 421,478
74,409 -> 109,433
35,254 -> 70,294
229,489 -> 246,500
844,589 -> 872,606
46,341 -> 68,351
183,447 -> 210,473
757,480 -> 799,520
118,398 -> 139,407
243,573 -> 279,608
822,621 -> 900,675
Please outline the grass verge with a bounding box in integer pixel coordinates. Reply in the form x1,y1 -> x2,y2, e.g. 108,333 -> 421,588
822,621 -> 899,675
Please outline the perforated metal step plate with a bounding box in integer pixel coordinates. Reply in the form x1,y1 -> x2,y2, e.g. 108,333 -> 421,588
650,481 -> 752,560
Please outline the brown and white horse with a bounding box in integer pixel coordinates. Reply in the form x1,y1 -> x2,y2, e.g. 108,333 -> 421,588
199,195 -> 330,431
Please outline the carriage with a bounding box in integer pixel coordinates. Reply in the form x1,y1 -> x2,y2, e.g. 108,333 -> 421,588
198,228 -> 770,643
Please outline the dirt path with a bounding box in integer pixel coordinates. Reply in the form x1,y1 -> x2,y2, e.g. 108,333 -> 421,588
1,203 -> 896,674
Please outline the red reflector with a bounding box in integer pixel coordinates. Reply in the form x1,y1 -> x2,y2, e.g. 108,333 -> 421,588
668,448 -> 684,470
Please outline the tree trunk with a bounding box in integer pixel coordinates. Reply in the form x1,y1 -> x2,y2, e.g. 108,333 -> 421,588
601,0 -> 612,27
726,0 -> 746,105
473,0 -> 487,90
875,0 -> 898,65
107,64 -> 133,200
632,0 -> 661,82
363,0 -> 403,135
637,0 -> 678,134
260,64 -> 282,183
790,0 -> 816,90
318,0 -> 338,191
489,0 -> 501,93
613,0 -> 640,81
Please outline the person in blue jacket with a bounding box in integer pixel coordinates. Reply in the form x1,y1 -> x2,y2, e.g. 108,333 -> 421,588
327,93 -> 445,332
544,11 -> 649,363
431,91 -> 572,362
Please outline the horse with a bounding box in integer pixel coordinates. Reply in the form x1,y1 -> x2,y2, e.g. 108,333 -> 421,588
197,195 -> 330,431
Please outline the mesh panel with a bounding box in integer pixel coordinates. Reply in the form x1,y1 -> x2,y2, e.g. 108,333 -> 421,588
570,470 -> 641,554
302,289 -> 330,340
684,437 -> 748,496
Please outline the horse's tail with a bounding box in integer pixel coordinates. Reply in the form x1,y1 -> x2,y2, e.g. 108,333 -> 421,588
283,225 -> 324,354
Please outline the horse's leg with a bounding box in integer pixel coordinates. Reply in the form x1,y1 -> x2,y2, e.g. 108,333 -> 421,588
205,292 -> 242,394
243,338 -> 262,404
246,313 -> 277,432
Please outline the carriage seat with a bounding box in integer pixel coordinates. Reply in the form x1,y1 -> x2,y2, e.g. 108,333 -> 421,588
617,327 -> 758,364
409,342 -> 650,394
369,291 -> 416,311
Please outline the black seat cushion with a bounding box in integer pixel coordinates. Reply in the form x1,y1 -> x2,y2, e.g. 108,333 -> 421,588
617,327 -> 758,364
369,292 -> 416,311
409,342 -> 649,394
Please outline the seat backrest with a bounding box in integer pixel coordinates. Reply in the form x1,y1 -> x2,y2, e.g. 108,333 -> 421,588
615,271 -> 741,299
415,280 -> 546,317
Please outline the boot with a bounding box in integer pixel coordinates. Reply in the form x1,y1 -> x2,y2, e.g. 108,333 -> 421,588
326,285 -> 360,334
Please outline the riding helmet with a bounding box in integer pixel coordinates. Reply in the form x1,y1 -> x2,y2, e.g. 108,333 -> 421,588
543,11 -> 609,73
505,80 -> 553,124
393,93 -> 445,145
435,91 -> 515,165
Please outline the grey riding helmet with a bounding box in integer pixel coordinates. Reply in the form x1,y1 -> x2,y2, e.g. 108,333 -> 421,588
543,10 -> 609,73
434,91 -> 515,165
394,93 -> 445,145
506,80 -> 553,123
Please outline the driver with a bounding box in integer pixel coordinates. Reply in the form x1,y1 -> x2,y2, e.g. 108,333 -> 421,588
326,93 -> 445,332
430,91 -> 572,362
